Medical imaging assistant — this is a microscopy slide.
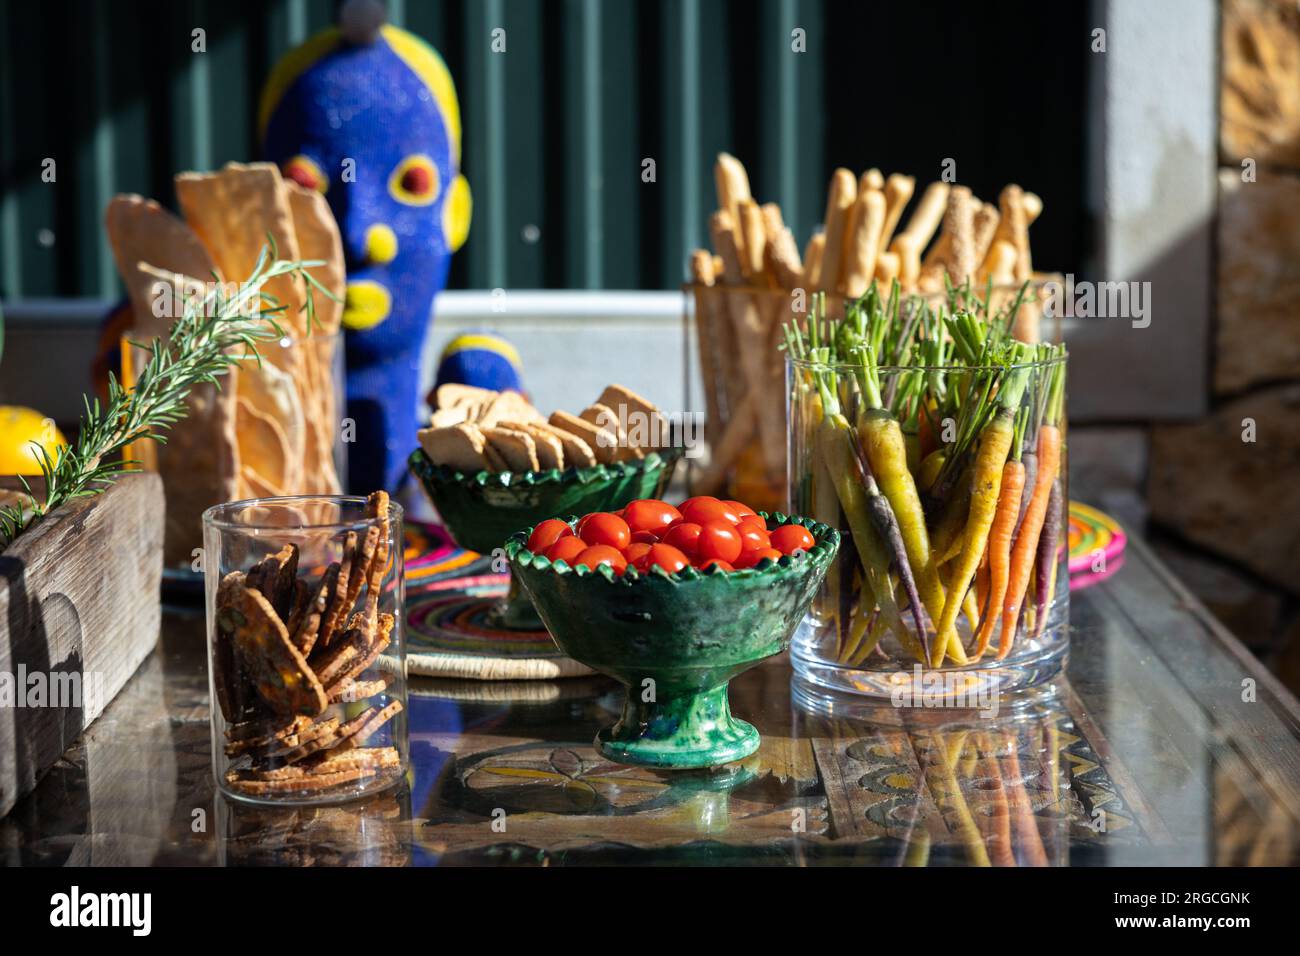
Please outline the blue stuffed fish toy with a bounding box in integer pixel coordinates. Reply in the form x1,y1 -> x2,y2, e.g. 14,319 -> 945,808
260,0 -> 471,493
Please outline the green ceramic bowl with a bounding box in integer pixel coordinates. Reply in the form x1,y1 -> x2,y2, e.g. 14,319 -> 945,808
507,514 -> 839,768
409,448 -> 680,628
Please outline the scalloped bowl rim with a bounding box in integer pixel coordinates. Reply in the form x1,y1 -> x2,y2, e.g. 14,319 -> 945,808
506,512 -> 840,586
409,446 -> 681,491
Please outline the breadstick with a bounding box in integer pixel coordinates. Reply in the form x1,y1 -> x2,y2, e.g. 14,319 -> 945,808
709,210 -> 745,283
764,226 -> 803,290
892,181 -> 948,289
996,184 -> 1031,282
897,181 -> 949,251
977,238 -> 1017,286
803,232 -> 826,290
817,168 -> 857,292
1023,192 -> 1043,224
759,202 -> 785,238
842,189 -> 887,298
879,174 -> 915,251
944,185 -> 977,283
860,168 -> 885,193
737,198 -> 768,283
714,153 -> 752,269
874,250 -> 901,288
972,201 -> 1000,270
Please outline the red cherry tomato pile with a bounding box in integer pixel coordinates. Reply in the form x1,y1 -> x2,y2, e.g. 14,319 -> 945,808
525,497 -> 816,576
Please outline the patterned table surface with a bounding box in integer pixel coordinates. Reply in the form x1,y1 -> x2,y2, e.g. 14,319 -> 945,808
3,527 -> 1298,866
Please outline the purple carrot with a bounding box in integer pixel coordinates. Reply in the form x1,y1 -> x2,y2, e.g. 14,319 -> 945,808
1031,478 -> 1064,638
852,443 -> 931,660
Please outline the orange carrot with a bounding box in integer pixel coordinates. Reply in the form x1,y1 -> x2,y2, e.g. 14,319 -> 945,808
997,423 -> 1061,659
973,459 -> 1025,658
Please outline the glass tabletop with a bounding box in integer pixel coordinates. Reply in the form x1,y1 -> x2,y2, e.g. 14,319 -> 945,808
3,530 -> 1298,867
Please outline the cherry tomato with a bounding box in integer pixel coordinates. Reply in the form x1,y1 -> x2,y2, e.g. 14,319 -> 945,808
633,543 -> 690,575
574,544 -> 627,575
770,524 -> 816,555
724,500 -> 758,519
577,512 -> 631,550
736,522 -> 771,553
544,536 -> 588,565
622,542 -> 653,566
680,497 -> 742,526
695,558 -> 734,572
677,495 -> 720,513
528,518 -> 574,554
623,498 -> 682,535
630,529 -> 660,545
662,521 -> 703,556
697,520 -> 742,563
734,547 -> 783,569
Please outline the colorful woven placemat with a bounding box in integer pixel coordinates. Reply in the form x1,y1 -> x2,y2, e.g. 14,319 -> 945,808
403,520 -> 593,680
1067,500 -> 1126,590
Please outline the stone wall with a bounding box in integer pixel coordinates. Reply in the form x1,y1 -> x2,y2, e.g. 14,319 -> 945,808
1146,0 -> 1300,687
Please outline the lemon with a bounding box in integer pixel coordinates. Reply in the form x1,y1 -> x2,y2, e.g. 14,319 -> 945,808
0,405 -> 67,475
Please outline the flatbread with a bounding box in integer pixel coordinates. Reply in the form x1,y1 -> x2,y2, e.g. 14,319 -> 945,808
235,396 -> 294,493
234,357 -> 306,495
175,162 -> 308,339
105,194 -> 221,324
435,383 -> 497,410
535,421 -> 596,468
580,403 -> 642,461
596,384 -> 667,452
500,420 -> 564,470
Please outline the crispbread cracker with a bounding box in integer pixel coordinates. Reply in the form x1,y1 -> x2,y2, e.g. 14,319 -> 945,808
595,385 -> 667,453
327,675 -> 391,704
579,403 -> 641,461
484,426 -> 540,472
344,525 -> 380,613
174,162 -> 308,339
293,561 -> 339,655
234,357 -> 306,497
362,491 -> 391,623
315,530 -> 357,652
417,422 -> 488,472
550,410 -> 619,464
247,543 -> 300,620
213,572 -> 254,722
430,406 -> 470,428
122,264 -> 240,566
435,383 -> 496,410
536,421 -> 596,468
477,390 -> 542,428
236,396 -> 295,493
217,578 -> 326,717
501,420 -> 564,469
105,195 -> 221,319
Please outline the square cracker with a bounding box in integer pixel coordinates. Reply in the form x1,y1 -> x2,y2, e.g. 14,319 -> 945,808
484,427 -> 539,473
500,420 -> 564,470
417,423 -> 488,472
549,411 -> 618,464
597,384 -> 668,451
580,403 -> 642,461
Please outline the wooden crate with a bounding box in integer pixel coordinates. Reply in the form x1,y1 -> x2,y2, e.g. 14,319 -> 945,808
0,473 -> 164,818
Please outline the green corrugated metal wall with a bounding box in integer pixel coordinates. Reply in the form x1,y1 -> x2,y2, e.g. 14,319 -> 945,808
0,0 -> 1086,299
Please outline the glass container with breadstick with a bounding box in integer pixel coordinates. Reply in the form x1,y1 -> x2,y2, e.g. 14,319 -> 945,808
203,492 -> 407,805
685,154 -> 1059,511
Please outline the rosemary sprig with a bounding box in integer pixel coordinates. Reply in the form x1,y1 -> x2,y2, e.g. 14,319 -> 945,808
0,247 -> 328,550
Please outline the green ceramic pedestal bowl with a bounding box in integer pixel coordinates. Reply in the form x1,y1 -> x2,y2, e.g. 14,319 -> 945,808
507,515 -> 839,769
409,448 -> 680,629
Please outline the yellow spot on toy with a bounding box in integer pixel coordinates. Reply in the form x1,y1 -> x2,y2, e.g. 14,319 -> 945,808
342,280 -> 392,330
364,223 -> 399,264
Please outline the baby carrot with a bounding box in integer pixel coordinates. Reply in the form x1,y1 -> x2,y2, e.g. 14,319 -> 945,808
931,362 -> 1028,666
972,409 -> 1029,658
1031,478 -> 1065,639
998,419 -> 1062,659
